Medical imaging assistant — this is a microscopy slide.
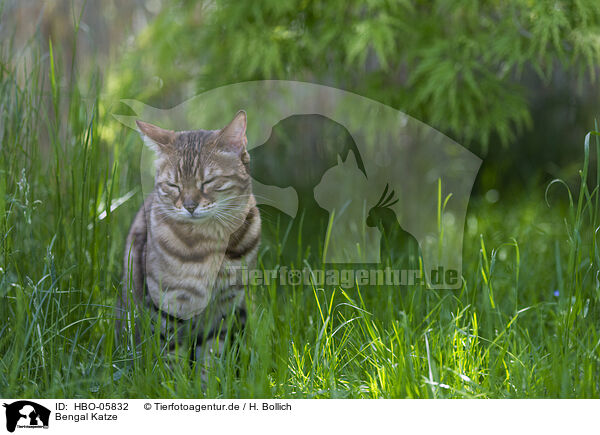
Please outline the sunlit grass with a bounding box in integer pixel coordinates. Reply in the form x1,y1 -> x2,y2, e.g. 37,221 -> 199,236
0,35 -> 599,399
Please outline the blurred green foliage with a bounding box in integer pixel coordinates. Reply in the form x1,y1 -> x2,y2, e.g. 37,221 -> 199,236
110,0 -> 600,152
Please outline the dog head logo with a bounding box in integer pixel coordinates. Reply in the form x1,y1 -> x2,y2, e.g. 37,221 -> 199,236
3,401 -> 50,432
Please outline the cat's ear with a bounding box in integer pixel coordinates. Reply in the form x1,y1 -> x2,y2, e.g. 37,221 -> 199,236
136,120 -> 176,154
220,110 -> 247,145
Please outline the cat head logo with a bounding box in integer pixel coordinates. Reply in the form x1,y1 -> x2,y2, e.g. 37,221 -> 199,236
115,80 -> 481,289
3,401 -> 50,432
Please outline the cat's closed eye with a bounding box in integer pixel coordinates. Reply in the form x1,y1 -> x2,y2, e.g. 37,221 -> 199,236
214,183 -> 233,192
160,182 -> 181,194
202,177 -> 233,192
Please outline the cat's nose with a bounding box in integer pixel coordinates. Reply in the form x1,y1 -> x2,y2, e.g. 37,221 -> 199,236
183,200 -> 198,215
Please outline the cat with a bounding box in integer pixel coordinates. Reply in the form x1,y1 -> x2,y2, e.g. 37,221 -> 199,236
117,110 -> 260,363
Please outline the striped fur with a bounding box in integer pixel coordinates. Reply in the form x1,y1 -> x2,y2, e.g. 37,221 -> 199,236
117,111 -> 260,361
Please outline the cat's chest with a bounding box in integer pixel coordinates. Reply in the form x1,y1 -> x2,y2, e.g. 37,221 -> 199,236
145,223 -> 232,319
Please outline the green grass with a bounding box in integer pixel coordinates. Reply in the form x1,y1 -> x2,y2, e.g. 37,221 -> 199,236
1,35 -> 599,399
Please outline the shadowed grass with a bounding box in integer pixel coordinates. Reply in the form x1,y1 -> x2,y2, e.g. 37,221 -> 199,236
0,32 -> 599,399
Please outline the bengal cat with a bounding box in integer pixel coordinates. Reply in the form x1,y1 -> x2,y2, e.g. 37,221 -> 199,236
117,111 -> 260,364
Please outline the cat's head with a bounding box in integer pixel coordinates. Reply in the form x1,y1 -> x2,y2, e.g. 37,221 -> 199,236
136,111 -> 252,226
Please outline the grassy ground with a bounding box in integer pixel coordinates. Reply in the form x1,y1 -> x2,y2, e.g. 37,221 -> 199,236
1,38 -> 599,399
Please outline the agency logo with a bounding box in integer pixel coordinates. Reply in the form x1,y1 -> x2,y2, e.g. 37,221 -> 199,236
115,80 -> 481,289
2,401 -> 50,432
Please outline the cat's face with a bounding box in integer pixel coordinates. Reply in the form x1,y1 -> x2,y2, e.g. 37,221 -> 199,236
137,111 -> 251,226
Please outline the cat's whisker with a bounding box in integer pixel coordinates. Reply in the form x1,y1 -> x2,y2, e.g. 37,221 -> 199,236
216,209 -> 246,221
216,214 -> 245,230
213,213 -> 228,228
214,212 -> 240,227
